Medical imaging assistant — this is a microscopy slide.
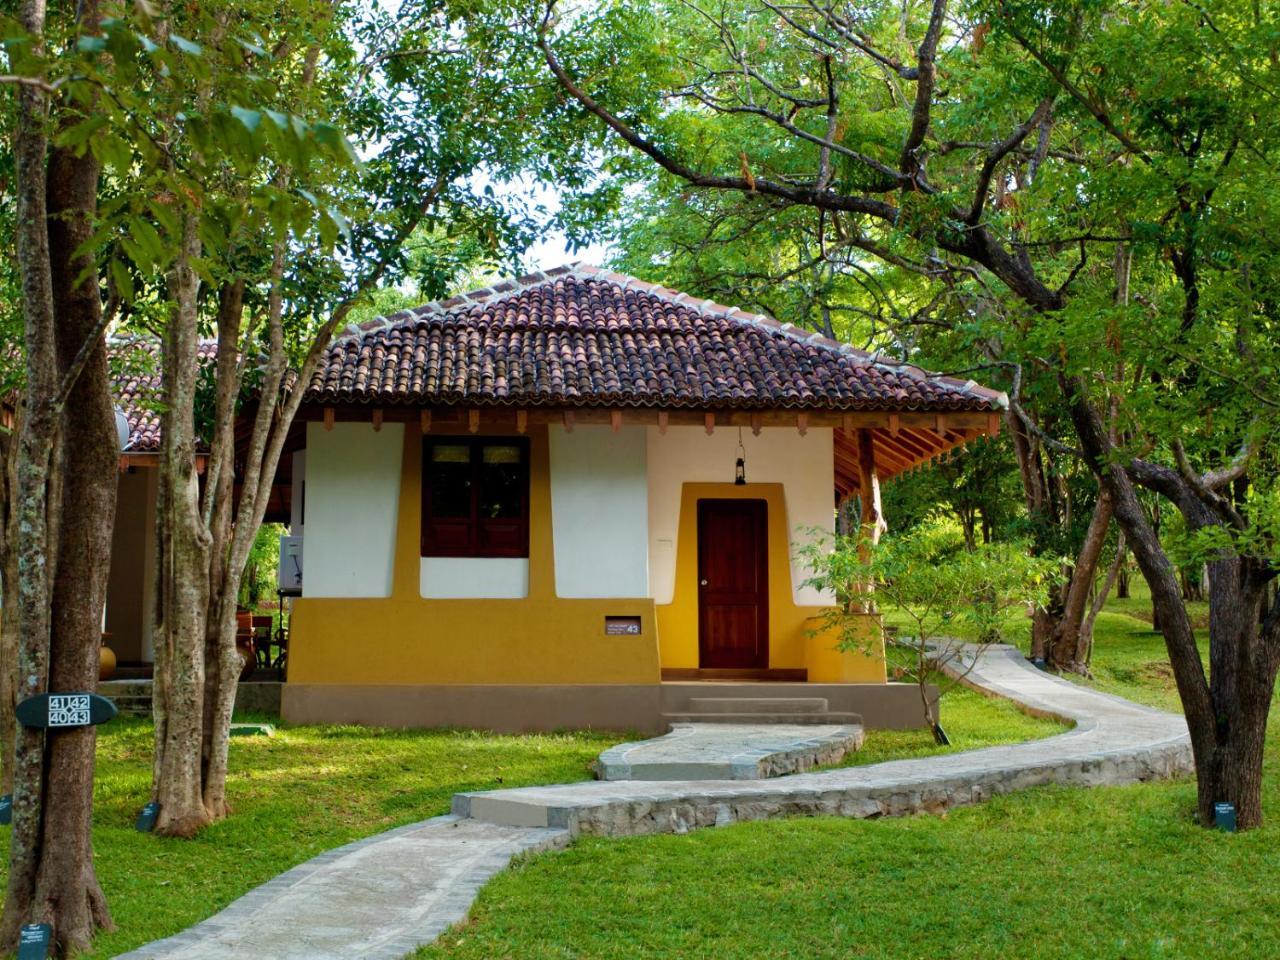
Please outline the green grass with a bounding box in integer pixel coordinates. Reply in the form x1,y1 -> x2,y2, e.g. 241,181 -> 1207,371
836,682 -> 1065,768
415,584 -> 1280,960
0,724 -> 623,958
0,581 -> 1229,958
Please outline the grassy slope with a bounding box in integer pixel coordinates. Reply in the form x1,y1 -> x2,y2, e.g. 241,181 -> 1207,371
0,725 -> 621,959
417,585 -> 1280,960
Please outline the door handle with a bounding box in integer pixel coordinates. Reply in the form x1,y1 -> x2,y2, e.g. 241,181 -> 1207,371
700,579 -> 708,586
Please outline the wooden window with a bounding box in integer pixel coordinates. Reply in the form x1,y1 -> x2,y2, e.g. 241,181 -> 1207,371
421,437 -> 530,558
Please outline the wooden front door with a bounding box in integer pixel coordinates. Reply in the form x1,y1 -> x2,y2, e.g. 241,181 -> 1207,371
697,499 -> 769,669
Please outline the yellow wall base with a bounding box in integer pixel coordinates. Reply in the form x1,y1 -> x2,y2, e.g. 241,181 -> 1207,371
804,614 -> 887,683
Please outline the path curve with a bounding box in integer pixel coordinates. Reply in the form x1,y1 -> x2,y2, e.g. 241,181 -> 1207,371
117,645 -> 1191,960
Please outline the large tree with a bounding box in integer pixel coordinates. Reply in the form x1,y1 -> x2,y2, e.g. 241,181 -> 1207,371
90,0 -> 616,835
537,0 -> 1280,825
1,0 -> 122,949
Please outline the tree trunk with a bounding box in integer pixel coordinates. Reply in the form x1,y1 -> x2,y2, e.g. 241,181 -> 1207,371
1065,378 -> 1278,829
1049,487 -> 1113,670
0,413 -> 21,796
1081,533 -> 1125,665
1007,407 -> 1064,659
2,1 -> 117,942
151,212 -> 214,838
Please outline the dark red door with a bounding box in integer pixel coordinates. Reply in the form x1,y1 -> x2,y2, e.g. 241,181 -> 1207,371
697,499 -> 769,669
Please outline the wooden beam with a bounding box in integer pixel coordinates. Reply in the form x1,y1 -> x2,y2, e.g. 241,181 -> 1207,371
704,412 -> 715,435
935,413 -> 950,434
371,409 -> 383,432
563,409 -> 575,433
987,412 -> 1001,436
888,412 -> 901,436
657,411 -> 669,435
323,406 -> 335,431
841,414 -> 854,432
420,409 -> 432,434
796,413 -> 808,436
750,412 -> 763,436
610,409 -> 622,433
516,410 -> 528,435
468,409 -> 480,434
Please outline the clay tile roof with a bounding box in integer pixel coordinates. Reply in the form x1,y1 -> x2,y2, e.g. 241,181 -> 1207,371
307,265 -> 1005,413
110,338 -> 219,453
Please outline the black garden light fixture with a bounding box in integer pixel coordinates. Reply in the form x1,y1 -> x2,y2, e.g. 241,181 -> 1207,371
734,428 -> 747,485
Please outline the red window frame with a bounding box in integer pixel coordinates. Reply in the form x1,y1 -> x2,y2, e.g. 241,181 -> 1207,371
421,437 -> 530,558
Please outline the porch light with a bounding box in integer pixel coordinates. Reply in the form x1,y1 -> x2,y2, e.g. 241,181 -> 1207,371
735,428 -> 746,485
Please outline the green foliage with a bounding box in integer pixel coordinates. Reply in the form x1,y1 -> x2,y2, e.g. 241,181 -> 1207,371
237,523 -> 282,608
801,518 -> 1058,723
803,517 -> 1057,647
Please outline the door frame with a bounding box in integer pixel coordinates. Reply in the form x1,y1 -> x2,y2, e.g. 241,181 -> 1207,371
696,498 -> 769,669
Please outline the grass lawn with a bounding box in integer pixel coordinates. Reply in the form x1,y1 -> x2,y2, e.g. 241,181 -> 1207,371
415,585 -> 1280,960
0,725 -> 623,959
0,672 -> 1060,957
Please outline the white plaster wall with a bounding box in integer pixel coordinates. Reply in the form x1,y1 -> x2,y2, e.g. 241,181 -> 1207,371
549,425 -> 649,598
646,426 -> 836,605
303,422 -> 403,598
420,557 -> 529,599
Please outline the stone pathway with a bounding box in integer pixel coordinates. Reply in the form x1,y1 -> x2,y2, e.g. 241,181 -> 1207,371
118,645 -> 1192,960
114,817 -> 568,960
595,722 -> 864,780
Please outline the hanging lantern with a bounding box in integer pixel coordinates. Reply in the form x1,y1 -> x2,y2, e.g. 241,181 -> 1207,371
734,428 -> 747,485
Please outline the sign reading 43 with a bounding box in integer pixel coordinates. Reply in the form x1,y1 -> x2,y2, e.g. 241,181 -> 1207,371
48,694 -> 92,727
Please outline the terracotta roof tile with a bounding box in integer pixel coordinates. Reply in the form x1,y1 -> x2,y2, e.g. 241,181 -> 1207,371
307,266 -> 1003,412
110,338 -> 218,452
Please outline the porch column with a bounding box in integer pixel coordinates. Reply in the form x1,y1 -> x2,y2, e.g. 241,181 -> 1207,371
855,429 -> 885,613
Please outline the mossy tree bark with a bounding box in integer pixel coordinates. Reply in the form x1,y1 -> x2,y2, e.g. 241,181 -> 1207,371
1,0 -> 118,949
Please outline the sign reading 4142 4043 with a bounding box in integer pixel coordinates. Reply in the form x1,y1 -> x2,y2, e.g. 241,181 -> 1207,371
15,692 -> 117,731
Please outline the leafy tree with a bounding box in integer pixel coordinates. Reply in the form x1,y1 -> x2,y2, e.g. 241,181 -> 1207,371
537,0 -> 1280,826
801,518 -> 1056,742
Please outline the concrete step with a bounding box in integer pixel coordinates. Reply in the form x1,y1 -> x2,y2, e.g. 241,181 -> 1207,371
688,697 -> 828,715
596,723 -> 864,781
663,711 -> 863,726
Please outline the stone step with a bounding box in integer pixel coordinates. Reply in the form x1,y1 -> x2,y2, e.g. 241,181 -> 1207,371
596,723 -> 863,781
663,711 -> 863,726
687,697 -> 828,715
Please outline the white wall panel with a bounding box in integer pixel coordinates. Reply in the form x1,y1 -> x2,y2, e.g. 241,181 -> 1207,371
549,425 -> 649,598
303,422 -> 403,598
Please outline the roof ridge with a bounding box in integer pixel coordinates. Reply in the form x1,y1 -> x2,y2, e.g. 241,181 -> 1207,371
334,264 -> 585,344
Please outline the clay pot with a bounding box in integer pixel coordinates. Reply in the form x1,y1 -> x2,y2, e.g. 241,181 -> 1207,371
99,643 -> 117,682
236,640 -> 257,681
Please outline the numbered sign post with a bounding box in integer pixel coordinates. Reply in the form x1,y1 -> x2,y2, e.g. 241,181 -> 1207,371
135,801 -> 160,833
15,693 -> 117,731
17,923 -> 51,960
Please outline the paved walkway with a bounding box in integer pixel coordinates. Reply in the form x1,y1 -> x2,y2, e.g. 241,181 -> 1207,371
118,645 -> 1192,960
595,722 -> 864,780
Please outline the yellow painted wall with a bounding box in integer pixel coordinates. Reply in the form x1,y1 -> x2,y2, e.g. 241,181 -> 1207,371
291,426 -> 886,686
289,424 -> 662,685
655,482 -> 885,682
